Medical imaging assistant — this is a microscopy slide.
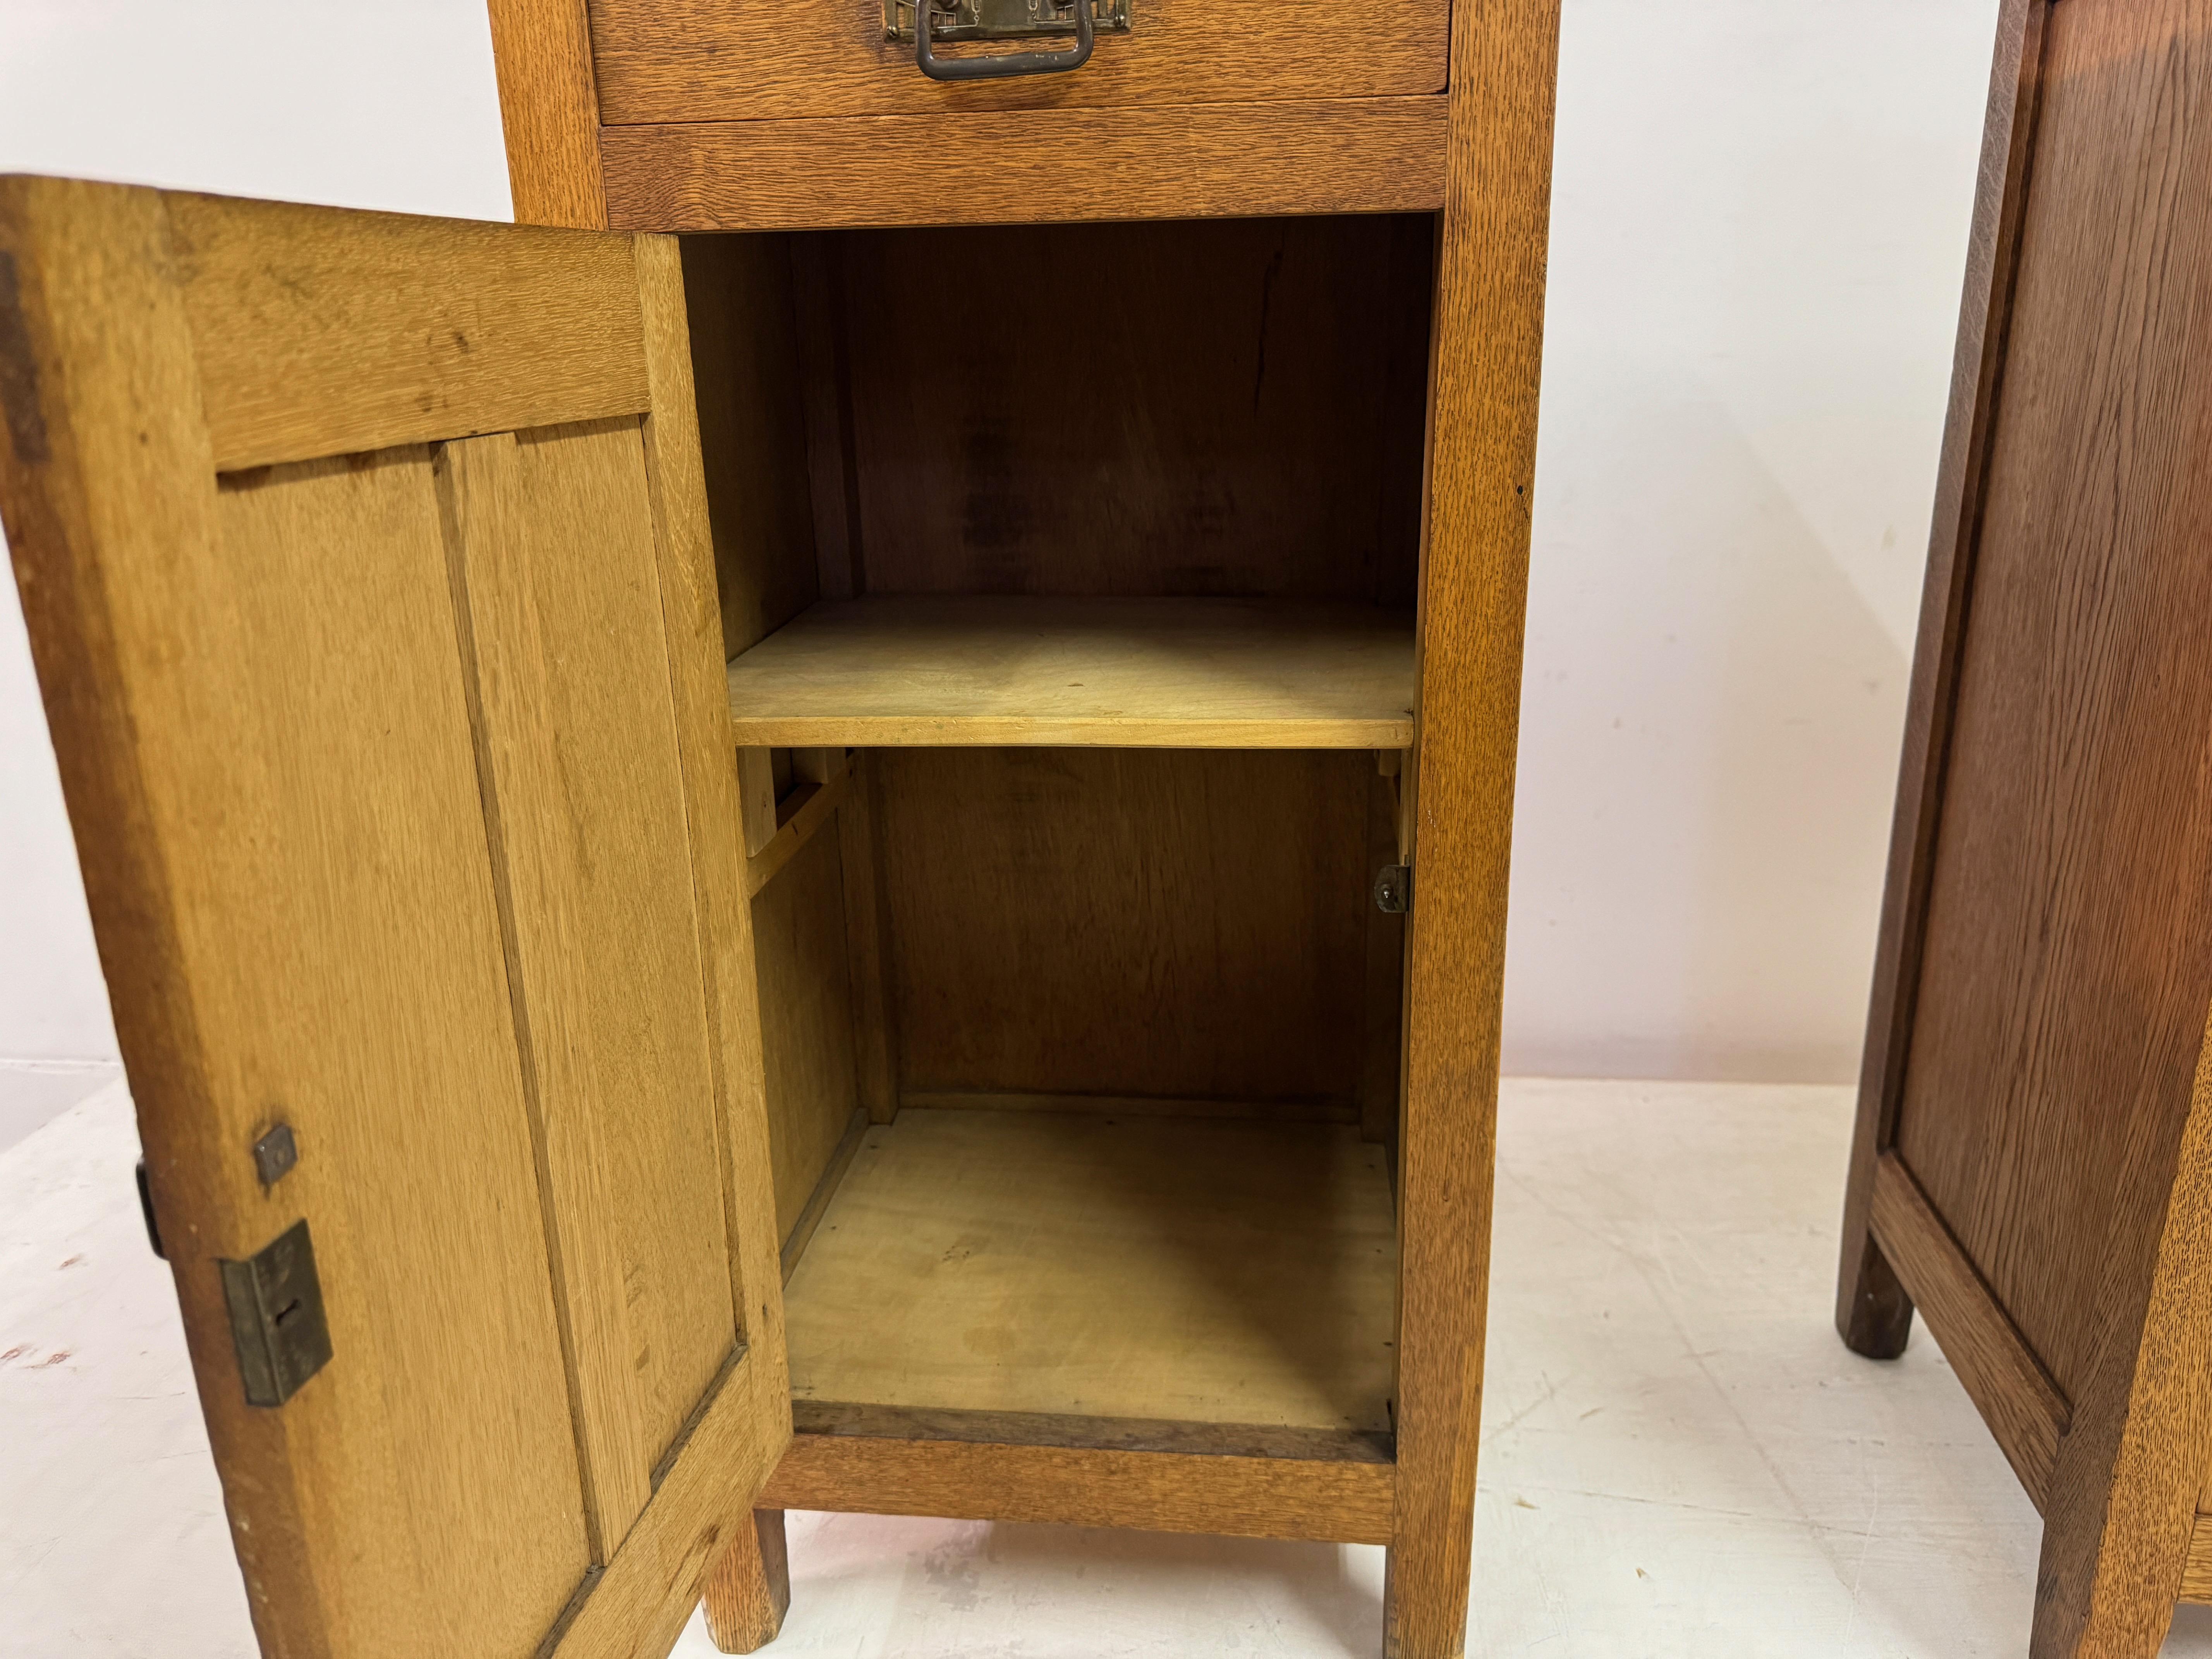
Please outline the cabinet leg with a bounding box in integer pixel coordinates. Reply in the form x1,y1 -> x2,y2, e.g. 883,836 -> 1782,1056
1381,1536 -> 1471,1659
702,1509 -> 790,1654
1837,1228 -> 1915,1359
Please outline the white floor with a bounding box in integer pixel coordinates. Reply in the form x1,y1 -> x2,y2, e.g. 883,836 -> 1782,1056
7,1078 -> 2212,1658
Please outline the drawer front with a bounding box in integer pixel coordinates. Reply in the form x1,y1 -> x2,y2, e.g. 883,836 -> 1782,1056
587,0 -> 1450,124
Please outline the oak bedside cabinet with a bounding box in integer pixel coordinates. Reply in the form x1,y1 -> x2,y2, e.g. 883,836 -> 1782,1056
1837,1 -> 2212,1655
0,1 -> 1558,1655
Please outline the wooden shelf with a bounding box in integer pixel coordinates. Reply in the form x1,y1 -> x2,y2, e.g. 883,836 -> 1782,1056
782,1108 -> 1398,1432
725,596 -> 1415,749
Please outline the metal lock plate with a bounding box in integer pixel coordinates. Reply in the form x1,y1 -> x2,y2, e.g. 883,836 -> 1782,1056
220,1217 -> 333,1407
885,0 -> 1130,43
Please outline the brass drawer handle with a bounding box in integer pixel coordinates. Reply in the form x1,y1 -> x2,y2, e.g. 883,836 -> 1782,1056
887,0 -> 1128,81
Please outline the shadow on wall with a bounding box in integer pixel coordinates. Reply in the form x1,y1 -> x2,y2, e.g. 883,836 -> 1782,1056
1504,378 -> 1911,1085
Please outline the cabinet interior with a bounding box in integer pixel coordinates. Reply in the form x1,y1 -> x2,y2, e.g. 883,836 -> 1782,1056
680,211 -> 1435,1448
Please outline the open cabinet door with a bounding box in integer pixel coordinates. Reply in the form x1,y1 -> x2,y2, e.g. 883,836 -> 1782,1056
0,176 -> 789,1657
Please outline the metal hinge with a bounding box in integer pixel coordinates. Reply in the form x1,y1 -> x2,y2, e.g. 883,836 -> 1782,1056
885,0 -> 1130,43
1374,863 -> 1413,915
220,1218 -> 333,1407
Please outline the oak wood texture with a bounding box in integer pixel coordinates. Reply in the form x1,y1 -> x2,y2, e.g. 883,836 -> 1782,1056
1362,765 -> 1410,1146
734,747 -> 779,858
0,178 -> 592,1654
622,229 -> 797,1656
1894,0 -> 2212,1419
742,759 -> 852,897
440,416 -> 737,1557
0,176 -> 792,1657
700,1509 -> 789,1654
777,1107 -> 868,1284
725,596 -> 1416,749
1384,0 -> 1563,1650
818,215 -> 1431,606
2037,1001 -> 2212,1649
486,0 -> 607,227
790,1401 -> 1394,1464
763,1409 -> 1396,1545
598,100 -> 1448,232
1834,2 -> 2212,1653
833,753 -> 902,1125
2182,1514 -> 2212,1603
676,234 -> 820,659
1868,1155 -> 2068,1508
899,1090 -> 1359,1124
1834,0 -> 2054,1360
168,192 -> 646,471
874,747 -> 1372,1111
782,1110 -> 1398,1431
752,824 -> 864,1247
586,0 -> 1444,124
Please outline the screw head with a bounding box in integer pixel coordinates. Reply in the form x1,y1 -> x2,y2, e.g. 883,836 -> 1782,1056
252,1123 -> 299,1187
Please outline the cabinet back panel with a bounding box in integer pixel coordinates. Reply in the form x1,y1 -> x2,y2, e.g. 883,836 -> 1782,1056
1893,0 -> 2212,1405
877,748 -> 1372,1110
828,215 -> 1432,602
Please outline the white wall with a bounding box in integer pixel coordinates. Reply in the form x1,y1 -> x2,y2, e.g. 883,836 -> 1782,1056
0,1 -> 512,1147
1503,0 -> 1997,1082
0,0 -> 1996,1147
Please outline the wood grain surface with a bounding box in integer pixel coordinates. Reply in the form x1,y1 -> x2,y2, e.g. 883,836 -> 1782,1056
724,597 -> 1416,748
2180,1511 -> 2212,1602
1827,1 -> 2212,1649
2035,997 -> 2212,1651
790,1401 -> 1394,1463
676,234 -> 820,658
782,1111 -> 1398,1430
0,177 -> 592,1655
742,762 -> 851,897
1869,1154 -> 2068,1508
833,754 -> 902,1126
168,192 -> 647,470
599,99 -> 1449,230
586,0 -> 1445,123
487,0 -> 608,227
701,1509 -> 790,1654
817,213 -> 1432,604
763,1417 -> 1396,1544
751,826 -> 864,1246
1387,0 -> 1563,1649
874,747 -> 1372,1110
1835,0 -> 2051,1363
0,178 -> 795,1656
1891,0 -> 2212,1425
441,415 -> 747,1560
627,231 -> 797,1657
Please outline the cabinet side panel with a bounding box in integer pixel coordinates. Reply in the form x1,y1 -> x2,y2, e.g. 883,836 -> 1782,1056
677,234 -> 820,655
753,824 -> 864,1242
1837,0 -> 2052,1359
1893,0 -> 2212,1406
1389,0 -> 1562,1647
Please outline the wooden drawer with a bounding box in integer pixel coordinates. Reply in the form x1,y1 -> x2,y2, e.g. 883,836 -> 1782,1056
586,0 -> 1450,125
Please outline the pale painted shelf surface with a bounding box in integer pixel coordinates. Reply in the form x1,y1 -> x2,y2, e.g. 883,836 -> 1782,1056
723,595 -> 1417,749
781,1108 -> 1398,1431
